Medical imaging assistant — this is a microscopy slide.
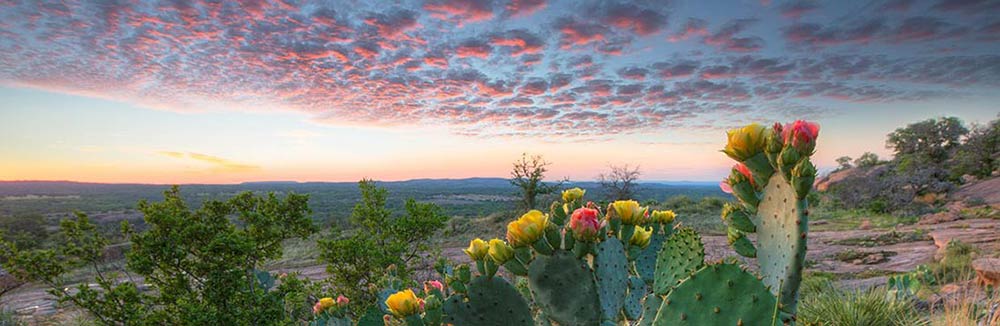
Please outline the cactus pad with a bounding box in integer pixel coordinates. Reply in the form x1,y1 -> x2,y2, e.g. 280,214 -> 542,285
623,275 -> 646,320
755,173 -> 807,313
442,276 -> 533,326
653,263 -> 777,326
635,226 -> 669,285
636,293 -> 662,326
594,237 -> 629,322
528,251 -> 601,326
653,228 -> 705,295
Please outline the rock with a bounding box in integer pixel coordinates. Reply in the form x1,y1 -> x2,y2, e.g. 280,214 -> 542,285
858,220 -> 872,230
918,211 -> 960,225
973,258 -> 1000,287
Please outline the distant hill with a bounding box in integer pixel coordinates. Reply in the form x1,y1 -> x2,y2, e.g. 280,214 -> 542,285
0,179 -> 726,220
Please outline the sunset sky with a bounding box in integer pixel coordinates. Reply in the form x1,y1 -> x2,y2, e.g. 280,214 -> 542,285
1,0 -> 998,184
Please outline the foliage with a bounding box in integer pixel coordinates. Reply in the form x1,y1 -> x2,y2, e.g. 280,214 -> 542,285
509,153 -> 563,210
798,280 -> 928,326
854,151 -> 883,168
929,240 -> 977,284
318,180 -> 448,315
835,155 -> 853,171
596,164 -> 641,200
951,117 -> 999,179
887,116 -> 968,165
0,187 -> 318,325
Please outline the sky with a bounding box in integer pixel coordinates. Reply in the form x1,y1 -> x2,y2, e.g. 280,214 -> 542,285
0,0 -> 998,184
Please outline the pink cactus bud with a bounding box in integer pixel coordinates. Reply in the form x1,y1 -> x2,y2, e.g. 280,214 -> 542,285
424,280 -> 444,294
336,295 -> 349,307
782,120 -> 819,154
719,180 -> 733,193
734,163 -> 755,187
569,207 -> 601,241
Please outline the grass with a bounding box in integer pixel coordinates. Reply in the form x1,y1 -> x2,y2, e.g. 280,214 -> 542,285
798,279 -> 929,326
833,249 -> 897,264
831,229 -> 931,247
929,240 -> 977,284
809,206 -> 920,232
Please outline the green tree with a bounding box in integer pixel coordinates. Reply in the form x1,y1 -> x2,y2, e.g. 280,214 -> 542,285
835,156 -> 853,171
854,152 -> 882,168
318,179 -> 448,314
0,187 -> 317,325
510,153 -> 562,210
952,118 -> 999,179
886,117 -> 968,165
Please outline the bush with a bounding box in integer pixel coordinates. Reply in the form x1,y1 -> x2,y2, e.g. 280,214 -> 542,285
799,280 -> 928,326
0,187 -> 318,325
930,240 -> 977,284
318,180 -> 448,315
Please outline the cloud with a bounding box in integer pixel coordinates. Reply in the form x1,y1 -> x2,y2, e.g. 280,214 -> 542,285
425,0 -> 495,24
158,152 -> 260,173
505,0 -> 546,17
703,19 -> 765,52
668,18 -> 708,41
778,0 -> 820,19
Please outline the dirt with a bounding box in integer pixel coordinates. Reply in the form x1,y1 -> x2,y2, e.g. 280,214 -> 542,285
4,217 -> 999,324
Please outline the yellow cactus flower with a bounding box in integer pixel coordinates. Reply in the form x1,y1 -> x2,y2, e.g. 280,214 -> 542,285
722,123 -> 769,161
610,200 -> 647,225
463,238 -> 489,261
630,226 -> 653,248
487,238 -> 514,264
506,210 -> 549,247
562,187 -> 586,202
651,210 -> 676,224
385,289 -> 422,317
314,297 -> 336,314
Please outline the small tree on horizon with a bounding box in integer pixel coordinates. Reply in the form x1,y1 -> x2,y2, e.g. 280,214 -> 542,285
598,164 -> 642,201
510,153 -> 562,210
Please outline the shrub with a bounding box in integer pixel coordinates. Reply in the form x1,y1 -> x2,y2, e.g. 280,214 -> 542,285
799,281 -> 928,326
318,179 -> 448,315
0,187 -> 317,325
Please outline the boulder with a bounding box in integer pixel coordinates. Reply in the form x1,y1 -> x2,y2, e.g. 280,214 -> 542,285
973,258 -> 1000,287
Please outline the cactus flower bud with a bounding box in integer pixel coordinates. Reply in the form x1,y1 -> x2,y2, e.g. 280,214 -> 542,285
423,294 -> 442,310
424,280 -> 444,294
314,297 -> 336,314
629,226 -> 653,248
791,159 -> 817,199
610,200 -> 648,225
506,210 -> 548,247
562,187 -> 586,203
568,207 -> 601,241
385,289 -> 422,317
722,123 -> 768,161
650,210 -> 676,224
463,238 -> 489,261
782,120 -> 820,155
336,295 -> 349,307
487,238 -> 515,264
727,164 -> 759,207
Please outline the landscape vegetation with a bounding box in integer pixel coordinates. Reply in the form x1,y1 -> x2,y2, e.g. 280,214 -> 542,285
0,116 -> 997,325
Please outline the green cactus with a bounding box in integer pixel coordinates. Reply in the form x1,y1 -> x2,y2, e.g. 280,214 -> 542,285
442,276 -> 532,326
634,222 -> 672,285
720,121 -> 818,318
594,237 -> 629,323
623,275 -> 646,320
636,293 -> 662,326
356,307 -> 384,326
653,227 -> 705,295
652,263 -> 778,326
527,251 -> 601,326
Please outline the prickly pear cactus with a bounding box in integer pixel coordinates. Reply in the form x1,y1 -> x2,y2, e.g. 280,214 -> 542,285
442,276 -> 533,326
594,237 -> 629,323
623,276 -> 646,320
652,263 -> 778,326
635,222 -> 672,285
527,251 -> 601,326
653,228 -> 704,295
720,121 -> 819,318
